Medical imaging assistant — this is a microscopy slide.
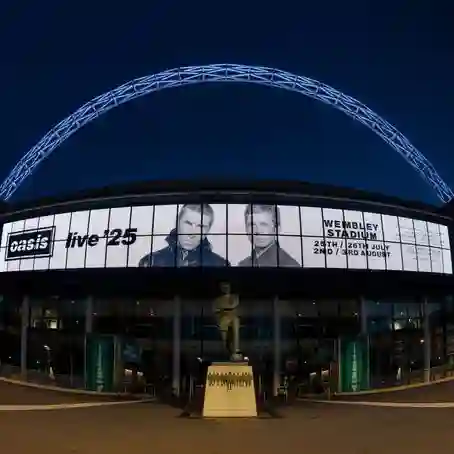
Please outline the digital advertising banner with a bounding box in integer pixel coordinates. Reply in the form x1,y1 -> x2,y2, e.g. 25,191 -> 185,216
0,204 -> 451,274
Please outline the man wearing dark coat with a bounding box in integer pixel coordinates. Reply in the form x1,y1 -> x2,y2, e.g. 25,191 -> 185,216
139,203 -> 228,267
238,204 -> 300,267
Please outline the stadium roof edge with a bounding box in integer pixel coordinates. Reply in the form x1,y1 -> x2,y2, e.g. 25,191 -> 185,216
0,179 -> 450,219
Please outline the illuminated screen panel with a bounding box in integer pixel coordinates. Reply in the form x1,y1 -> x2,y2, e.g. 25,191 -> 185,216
0,203 -> 451,274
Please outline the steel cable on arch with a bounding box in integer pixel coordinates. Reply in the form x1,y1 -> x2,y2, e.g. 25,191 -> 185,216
1,63 -> 452,202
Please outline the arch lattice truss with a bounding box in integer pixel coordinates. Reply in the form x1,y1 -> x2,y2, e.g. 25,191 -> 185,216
1,63 -> 452,202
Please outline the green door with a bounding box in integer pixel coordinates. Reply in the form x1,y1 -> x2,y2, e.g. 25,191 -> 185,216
340,336 -> 370,392
85,334 -> 115,392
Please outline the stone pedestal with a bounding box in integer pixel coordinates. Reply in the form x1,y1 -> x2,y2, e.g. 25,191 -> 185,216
202,362 -> 257,418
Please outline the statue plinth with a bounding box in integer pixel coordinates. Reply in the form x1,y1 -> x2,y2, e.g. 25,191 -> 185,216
203,361 -> 257,418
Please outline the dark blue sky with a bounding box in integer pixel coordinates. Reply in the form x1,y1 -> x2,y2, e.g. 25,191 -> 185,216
1,1 -> 453,205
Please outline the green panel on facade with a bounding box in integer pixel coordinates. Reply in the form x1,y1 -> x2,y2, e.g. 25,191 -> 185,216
85,334 -> 115,392
340,336 -> 370,392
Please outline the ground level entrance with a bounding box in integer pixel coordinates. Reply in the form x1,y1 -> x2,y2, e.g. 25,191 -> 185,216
1,292 -> 454,399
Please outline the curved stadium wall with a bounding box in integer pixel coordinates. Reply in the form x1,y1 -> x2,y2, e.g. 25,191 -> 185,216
0,181 -> 453,396
0,181 -> 451,277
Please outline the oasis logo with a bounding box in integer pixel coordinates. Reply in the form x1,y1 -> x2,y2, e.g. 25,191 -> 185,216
5,227 -> 55,261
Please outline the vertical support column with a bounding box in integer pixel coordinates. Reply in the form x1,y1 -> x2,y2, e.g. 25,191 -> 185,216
172,296 -> 181,397
84,296 -> 94,388
20,295 -> 30,380
360,296 -> 371,390
273,296 -> 281,397
423,298 -> 431,383
360,297 -> 368,336
85,295 -> 93,335
336,338 -> 342,393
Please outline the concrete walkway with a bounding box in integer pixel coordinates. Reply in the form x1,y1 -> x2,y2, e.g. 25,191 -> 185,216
2,380 -> 454,453
1,401 -> 453,454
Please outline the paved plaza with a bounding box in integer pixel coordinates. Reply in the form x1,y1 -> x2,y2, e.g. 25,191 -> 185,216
1,381 -> 454,454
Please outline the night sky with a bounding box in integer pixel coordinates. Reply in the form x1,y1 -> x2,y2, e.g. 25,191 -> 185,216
1,1 -> 453,205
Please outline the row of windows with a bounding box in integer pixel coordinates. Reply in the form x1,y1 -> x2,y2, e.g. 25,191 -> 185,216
1,235 -> 451,273
2,204 -> 450,248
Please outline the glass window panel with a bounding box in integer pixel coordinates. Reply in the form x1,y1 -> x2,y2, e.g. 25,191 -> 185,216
427,222 -> 442,248
207,204 -> 226,234
131,205 -> 154,236
247,204 -> 279,267
382,215 -> 400,243
366,300 -> 393,317
252,236 -> 277,267
339,299 -> 359,317
443,249 -> 453,274
366,241 -> 386,270
430,248 -> 443,273
342,210 -> 367,270
401,243 -> 418,272
277,236 -> 302,267
385,242 -> 403,271
229,235 -> 252,267
53,212 -> 71,241
153,205 -> 177,235
399,217 -> 416,244
176,204 -> 203,267
150,235 -> 174,267
202,234 -> 227,267
322,209 -> 347,269
48,240 -> 67,270
129,235 -> 152,267
300,206 -> 323,236
1,222 -> 12,248
317,299 -> 339,317
0,247 -> 6,272
413,220 -> 429,246
227,204 -> 246,235
416,245 -> 431,272
10,219 -> 25,234
295,300 -> 319,317
33,249 -> 50,270
105,207 -> 131,268
85,209 -> 109,269
66,211 -> 89,269
440,224 -> 450,250
363,212 -> 384,241
346,239 -> 367,269
302,237 -> 325,268
23,217 -> 39,230
37,215 -> 55,229
277,205 -> 300,235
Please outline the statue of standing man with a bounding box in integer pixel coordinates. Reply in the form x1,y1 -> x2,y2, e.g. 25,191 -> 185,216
213,282 -> 242,361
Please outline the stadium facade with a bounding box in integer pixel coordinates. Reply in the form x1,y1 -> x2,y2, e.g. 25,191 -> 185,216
0,180 -> 453,399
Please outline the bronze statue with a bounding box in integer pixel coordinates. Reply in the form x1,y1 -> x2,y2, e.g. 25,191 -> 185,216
212,282 -> 241,360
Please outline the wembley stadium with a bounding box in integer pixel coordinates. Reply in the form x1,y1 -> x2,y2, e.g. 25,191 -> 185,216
0,179 -> 453,400
0,64 -> 453,403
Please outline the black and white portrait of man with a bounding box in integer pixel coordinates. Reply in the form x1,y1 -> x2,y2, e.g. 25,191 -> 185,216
237,204 -> 300,267
139,204 -> 228,267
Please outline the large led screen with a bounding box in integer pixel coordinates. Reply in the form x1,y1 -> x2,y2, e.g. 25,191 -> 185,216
0,203 -> 451,274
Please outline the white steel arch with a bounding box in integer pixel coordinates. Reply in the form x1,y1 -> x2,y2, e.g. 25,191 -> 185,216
1,63 -> 451,202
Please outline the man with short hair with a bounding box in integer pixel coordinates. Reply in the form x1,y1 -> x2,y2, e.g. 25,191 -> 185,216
139,204 -> 228,267
238,204 -> 300,267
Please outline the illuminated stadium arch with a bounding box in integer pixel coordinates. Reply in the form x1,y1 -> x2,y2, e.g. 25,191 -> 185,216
1,63 -> 452,202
